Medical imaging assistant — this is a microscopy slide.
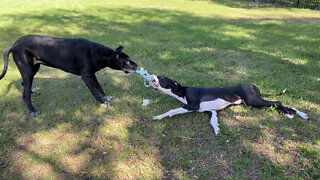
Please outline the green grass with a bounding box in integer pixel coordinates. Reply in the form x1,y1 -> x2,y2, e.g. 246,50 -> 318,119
0,0 -> 320,179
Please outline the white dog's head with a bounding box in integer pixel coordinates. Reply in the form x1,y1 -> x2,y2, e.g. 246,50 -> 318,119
149,74 -> 187,104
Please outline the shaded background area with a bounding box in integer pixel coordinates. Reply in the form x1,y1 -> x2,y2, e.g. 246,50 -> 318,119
240,0 -> 320,9
0,0 -> 319,179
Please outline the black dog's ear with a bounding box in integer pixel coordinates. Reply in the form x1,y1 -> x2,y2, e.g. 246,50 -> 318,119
115,46 -> 124,54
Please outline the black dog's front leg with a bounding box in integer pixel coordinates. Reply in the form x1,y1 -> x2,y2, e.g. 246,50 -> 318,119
91,74 -> 112,101
81,73 -> 110,107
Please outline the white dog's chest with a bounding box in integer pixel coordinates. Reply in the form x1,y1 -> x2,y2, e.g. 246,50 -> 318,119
198,98 -> 233,112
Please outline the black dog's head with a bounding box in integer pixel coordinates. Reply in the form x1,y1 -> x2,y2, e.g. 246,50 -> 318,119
114,46 -> 138,74
149,75 -> 185,98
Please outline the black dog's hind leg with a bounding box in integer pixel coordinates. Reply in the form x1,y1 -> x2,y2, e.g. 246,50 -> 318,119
13,53 -> 40,116
81,73 -> 110,107
21,64 -> 40,96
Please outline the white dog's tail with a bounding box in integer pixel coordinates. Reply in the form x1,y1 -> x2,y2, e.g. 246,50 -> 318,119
262,88 -> 287,97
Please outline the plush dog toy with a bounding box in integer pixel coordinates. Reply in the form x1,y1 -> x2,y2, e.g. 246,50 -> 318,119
136,68 -> 154,87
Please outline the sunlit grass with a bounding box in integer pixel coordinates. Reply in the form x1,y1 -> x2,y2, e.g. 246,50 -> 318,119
0,0 -> 320,179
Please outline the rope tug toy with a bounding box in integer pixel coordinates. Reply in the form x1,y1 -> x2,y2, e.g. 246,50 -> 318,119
136,68 -> 154,87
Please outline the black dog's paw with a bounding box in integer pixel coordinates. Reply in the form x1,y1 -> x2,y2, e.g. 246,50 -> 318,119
102,95 -> 113,101
31,91 -> 40,97
101,102 -> 111,108
30,110 -> 41,117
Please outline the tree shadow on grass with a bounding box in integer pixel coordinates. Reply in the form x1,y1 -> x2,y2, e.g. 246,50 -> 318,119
0,5 -> 319,179
206,0 -> 316,10
1,70 -> 118,179
208,0 -> 277,9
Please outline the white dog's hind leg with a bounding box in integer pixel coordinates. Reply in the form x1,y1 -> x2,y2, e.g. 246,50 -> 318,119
153,107 -> 190,120
209,110 -> 220,136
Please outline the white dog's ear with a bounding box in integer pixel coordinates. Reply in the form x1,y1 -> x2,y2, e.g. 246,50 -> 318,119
173,81 -> 181,87
115,46 -> 124,54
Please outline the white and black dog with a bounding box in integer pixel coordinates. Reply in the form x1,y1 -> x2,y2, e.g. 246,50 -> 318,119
149,75 -> 308,135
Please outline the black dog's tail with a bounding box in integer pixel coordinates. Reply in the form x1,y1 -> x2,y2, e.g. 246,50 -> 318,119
262,88 -> 287,97
0,44 -> 13,80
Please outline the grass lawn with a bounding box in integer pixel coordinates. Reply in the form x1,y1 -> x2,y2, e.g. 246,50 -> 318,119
0,0 -> 320,179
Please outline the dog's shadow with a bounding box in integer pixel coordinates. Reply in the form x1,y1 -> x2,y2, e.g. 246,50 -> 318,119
1,67 -> 146,179
2,66 -> 127,122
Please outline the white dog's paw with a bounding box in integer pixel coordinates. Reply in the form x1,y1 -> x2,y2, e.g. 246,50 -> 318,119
101,102 -> 111,108
285,114 -> 294,119
214,126 -> 220,136
296,111 -> 308,120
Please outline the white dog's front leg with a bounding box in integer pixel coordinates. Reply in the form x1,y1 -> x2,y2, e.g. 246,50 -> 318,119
153,107 -> 189,120
209,110 -> 220,135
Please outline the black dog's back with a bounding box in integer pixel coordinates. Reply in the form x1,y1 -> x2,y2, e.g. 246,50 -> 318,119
13,35 -> 114,74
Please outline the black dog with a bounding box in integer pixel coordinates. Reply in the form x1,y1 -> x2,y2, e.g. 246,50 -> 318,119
149,75 -> 308,135
1,35 -> 138,116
